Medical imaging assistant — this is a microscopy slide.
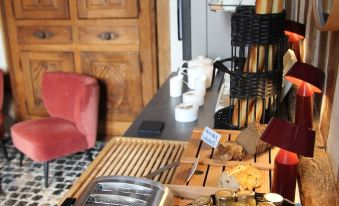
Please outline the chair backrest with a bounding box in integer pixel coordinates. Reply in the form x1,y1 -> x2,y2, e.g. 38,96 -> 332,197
42,72 -> 99,147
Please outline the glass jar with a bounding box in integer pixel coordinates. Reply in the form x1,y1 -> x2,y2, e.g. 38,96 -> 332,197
257,202 -> 275,206
236,190 -> 256,206
192,196 -> 212,206
230,202 -> 249,206
215,190 -> 236,206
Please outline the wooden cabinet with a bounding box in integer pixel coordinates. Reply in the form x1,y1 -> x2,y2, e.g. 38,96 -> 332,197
13,0 -> 70,19
77,0 -> 138,18
1,0 -> 158,137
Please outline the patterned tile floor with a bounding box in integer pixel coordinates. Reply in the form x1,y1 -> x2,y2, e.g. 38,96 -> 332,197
0,135 -> 104,206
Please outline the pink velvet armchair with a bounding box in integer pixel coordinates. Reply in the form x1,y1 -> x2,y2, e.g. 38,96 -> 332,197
11,72 -> 99,187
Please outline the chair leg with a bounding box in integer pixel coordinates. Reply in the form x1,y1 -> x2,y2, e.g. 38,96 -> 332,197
19,152 -> 24,167
0,175 -> 3,195
86,150 -> 93,162
44,162 -> 49,188
0,139 -> 9,161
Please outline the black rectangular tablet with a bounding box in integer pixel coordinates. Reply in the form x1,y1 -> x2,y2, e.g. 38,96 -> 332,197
137,121 -> 165,136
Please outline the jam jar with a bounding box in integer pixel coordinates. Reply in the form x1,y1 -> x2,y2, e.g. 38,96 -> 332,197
236,190 -> 256,206
215,190 -> 236,206
192,196 -> 212,206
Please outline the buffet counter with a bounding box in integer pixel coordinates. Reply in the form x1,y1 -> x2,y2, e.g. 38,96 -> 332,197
59,129 -> 302,205
123,71 -> 225,141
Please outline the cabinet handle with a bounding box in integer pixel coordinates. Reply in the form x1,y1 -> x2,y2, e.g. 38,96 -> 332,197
98,32 -> 117,40
33,30 -> 54,39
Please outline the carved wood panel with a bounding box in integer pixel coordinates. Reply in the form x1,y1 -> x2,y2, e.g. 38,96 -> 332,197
80,52 -> 142,122
20,51 -> 75,116
77,0 -> 138,18
12,0 -> 69,19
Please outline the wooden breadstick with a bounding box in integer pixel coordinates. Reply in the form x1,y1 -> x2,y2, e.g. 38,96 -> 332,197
247,99 -> 263,122
272,0 -> 284,13
232,99 -> 248,127
255,0 -> 273,14
232,0 -> 273,127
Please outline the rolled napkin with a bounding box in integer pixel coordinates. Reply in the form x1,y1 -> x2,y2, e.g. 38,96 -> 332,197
175,103 -> 199,122
182,91 -> 204,106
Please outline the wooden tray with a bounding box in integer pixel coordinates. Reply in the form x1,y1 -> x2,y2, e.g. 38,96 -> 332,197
170,128 -> 279,204
58,137 -> 187,205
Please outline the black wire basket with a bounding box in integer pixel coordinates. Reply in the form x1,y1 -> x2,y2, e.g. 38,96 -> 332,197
213,6 -> 286,130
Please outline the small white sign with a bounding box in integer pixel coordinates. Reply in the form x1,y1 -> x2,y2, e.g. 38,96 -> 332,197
201,127 -> 221,148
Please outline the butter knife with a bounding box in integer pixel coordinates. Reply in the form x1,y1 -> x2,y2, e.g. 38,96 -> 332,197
144,161 -> 180,179
186,155 -> 200,182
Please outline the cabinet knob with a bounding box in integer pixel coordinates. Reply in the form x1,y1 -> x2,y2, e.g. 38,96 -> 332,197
98,32 -> 117,40
33,30 -> 54,39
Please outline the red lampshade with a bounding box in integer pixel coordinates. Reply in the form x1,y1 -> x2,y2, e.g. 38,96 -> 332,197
285,62 -> 325,93
285,20 -> 305,43
261,118 -> 316,157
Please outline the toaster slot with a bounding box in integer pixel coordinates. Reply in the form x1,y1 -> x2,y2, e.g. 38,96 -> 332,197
95,182 -> 153,194
86,193 -> 148,206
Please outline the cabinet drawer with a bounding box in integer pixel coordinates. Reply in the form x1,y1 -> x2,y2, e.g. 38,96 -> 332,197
80,52 -> 142,121
78,26 -> 139,45
12,0 -> 69,19
17,26 -> 72,44
77,0 -> 138,19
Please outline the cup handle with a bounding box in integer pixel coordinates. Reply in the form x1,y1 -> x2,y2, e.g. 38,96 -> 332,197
178,66 -> 188,76
177,60 -> 188,73
213,57 -> 221,63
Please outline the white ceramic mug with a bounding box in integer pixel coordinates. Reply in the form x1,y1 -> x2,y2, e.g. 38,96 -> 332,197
169,75 -> 183,97
178,56 -> 217,89
178,66 -> 213,89
194,75 -> 207,95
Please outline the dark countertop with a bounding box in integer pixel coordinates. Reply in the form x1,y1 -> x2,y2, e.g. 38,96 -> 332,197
123,71 -> 224,141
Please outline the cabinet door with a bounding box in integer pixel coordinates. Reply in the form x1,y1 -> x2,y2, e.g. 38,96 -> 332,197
80,52 -> 142,122
20,52 -> 75,116
77,0 -> 138,19
12,0 -> 70,19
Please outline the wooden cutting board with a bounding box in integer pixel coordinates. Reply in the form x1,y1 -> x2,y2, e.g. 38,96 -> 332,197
58,137 -> 187,205
169,129 -> 302,206
169,128 -> 278,206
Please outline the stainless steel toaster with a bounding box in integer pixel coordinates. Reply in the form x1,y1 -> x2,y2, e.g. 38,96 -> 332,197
74,176 -> 173,206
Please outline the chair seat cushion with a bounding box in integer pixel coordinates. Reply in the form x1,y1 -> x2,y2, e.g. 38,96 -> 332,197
11,117 -> 88,162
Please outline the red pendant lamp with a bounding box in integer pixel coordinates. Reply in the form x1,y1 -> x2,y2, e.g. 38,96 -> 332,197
285,62 -> 325,129
261,118 -> 316,201
285,20 -> 306,61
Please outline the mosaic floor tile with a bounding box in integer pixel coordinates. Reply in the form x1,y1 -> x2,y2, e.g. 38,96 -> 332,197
0,136 -> 104,206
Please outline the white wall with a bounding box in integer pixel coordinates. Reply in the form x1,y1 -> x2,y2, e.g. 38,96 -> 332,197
170,0 -> 183,72
191,0 -> 232,66
327,64 -> 339,180
0,13 -> 7,70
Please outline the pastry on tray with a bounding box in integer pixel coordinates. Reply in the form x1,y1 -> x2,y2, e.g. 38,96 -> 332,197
215,141 -> 246,161
219,164 -> 261,191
